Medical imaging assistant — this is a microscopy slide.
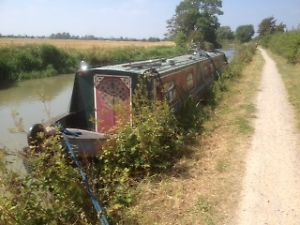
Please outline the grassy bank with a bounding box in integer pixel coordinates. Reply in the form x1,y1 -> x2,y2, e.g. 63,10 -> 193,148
0,43 -> 185,82
260,30 -> 300,63
0,44 -> 258,225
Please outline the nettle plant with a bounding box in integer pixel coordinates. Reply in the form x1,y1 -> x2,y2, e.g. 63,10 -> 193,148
0,136 -> 98,225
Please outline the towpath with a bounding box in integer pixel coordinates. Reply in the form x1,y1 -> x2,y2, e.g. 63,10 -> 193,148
234,48 -> 300,225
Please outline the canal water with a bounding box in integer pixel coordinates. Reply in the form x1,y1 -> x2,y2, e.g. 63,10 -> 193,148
0,74 -> 74,171
223,49 -> 235,62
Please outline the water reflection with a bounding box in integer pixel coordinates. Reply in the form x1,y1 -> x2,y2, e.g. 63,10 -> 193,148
0,74 -> 74,151
220,48 -> 235,62
0,74 -> 74,107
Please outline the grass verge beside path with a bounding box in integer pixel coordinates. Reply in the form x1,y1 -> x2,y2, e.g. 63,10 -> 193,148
267,51 -> 300,130
119,51 -> 264,224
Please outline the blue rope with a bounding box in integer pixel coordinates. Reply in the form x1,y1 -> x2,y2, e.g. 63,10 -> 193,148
62,131 -> 109,225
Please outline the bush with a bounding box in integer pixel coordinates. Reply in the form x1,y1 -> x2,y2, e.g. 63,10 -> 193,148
0,57 -> 17,81
16,47 -> 43,72
261,30 -> 300,63
0,45 -> 75,82
0,44 -> 186,82
0,137 -> 98,225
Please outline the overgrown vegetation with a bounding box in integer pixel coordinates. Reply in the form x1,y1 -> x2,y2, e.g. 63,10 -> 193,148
256,16 -> 299,64
235,25 -> 255,43
216,26 -> 235,46
0,137 -> 98,224
120,43 -> 258,224
260,30 -> 300,64
257,16 -> 286,38
0,44 -> 256,224
0,44 -> 75,82
0,44 -> 186,82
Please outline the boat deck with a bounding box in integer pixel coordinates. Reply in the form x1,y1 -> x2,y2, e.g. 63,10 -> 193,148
90,51 -> 222,75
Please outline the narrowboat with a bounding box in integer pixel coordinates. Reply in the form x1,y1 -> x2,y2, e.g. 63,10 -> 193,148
27,50 -> 227,157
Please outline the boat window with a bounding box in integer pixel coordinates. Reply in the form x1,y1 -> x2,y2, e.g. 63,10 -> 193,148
163,81 -> 176,103
186,74 -> 194,89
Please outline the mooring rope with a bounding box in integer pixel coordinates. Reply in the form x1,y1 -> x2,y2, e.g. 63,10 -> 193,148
62,131 -> 109,225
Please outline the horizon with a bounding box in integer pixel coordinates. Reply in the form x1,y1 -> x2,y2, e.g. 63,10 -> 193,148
0,0 -> 299,39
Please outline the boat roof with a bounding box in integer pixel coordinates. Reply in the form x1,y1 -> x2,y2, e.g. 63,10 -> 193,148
86,51 -> 223,75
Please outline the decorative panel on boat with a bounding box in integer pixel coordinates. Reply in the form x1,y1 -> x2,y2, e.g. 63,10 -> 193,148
94,75 -> 131,133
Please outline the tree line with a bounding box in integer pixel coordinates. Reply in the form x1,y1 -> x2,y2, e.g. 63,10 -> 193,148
1,0 -> 291,48
0,32 -> 163,42
166,0 -> 289,48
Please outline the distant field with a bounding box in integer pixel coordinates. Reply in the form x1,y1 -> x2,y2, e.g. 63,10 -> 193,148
0,38 -> 175,49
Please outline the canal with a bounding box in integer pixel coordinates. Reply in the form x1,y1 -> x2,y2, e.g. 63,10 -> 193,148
0,74 -> 74,171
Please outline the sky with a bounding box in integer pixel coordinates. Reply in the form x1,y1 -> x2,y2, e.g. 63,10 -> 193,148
0,0 -> 299,39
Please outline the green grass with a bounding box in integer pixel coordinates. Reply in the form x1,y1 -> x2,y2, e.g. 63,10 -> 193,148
196,196 -> 216,225
261,30 -> 300,63
0,44 -> 187,82
216,159 -> 229,173
237,116 -> 253,135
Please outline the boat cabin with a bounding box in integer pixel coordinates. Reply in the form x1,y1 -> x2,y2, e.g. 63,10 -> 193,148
28,50 -> 227,157
61,50 -> 226,131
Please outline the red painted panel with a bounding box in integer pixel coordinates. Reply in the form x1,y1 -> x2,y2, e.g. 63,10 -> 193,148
94,76 -> 131,133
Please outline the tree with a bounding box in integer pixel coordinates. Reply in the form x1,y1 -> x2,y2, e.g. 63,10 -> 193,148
166,0 -> 223,48
175,31 -> 188,48
216,26 -> 234,42
258,17 -> 286,37
50,32 -> 72,39
235,25 -> 255,43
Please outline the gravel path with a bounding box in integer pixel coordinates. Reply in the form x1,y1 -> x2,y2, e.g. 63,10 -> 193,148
234,48 -> 300,225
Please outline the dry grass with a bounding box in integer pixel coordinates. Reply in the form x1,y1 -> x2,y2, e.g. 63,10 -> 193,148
0,38 -> 175,49
120,52 -> 264,225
